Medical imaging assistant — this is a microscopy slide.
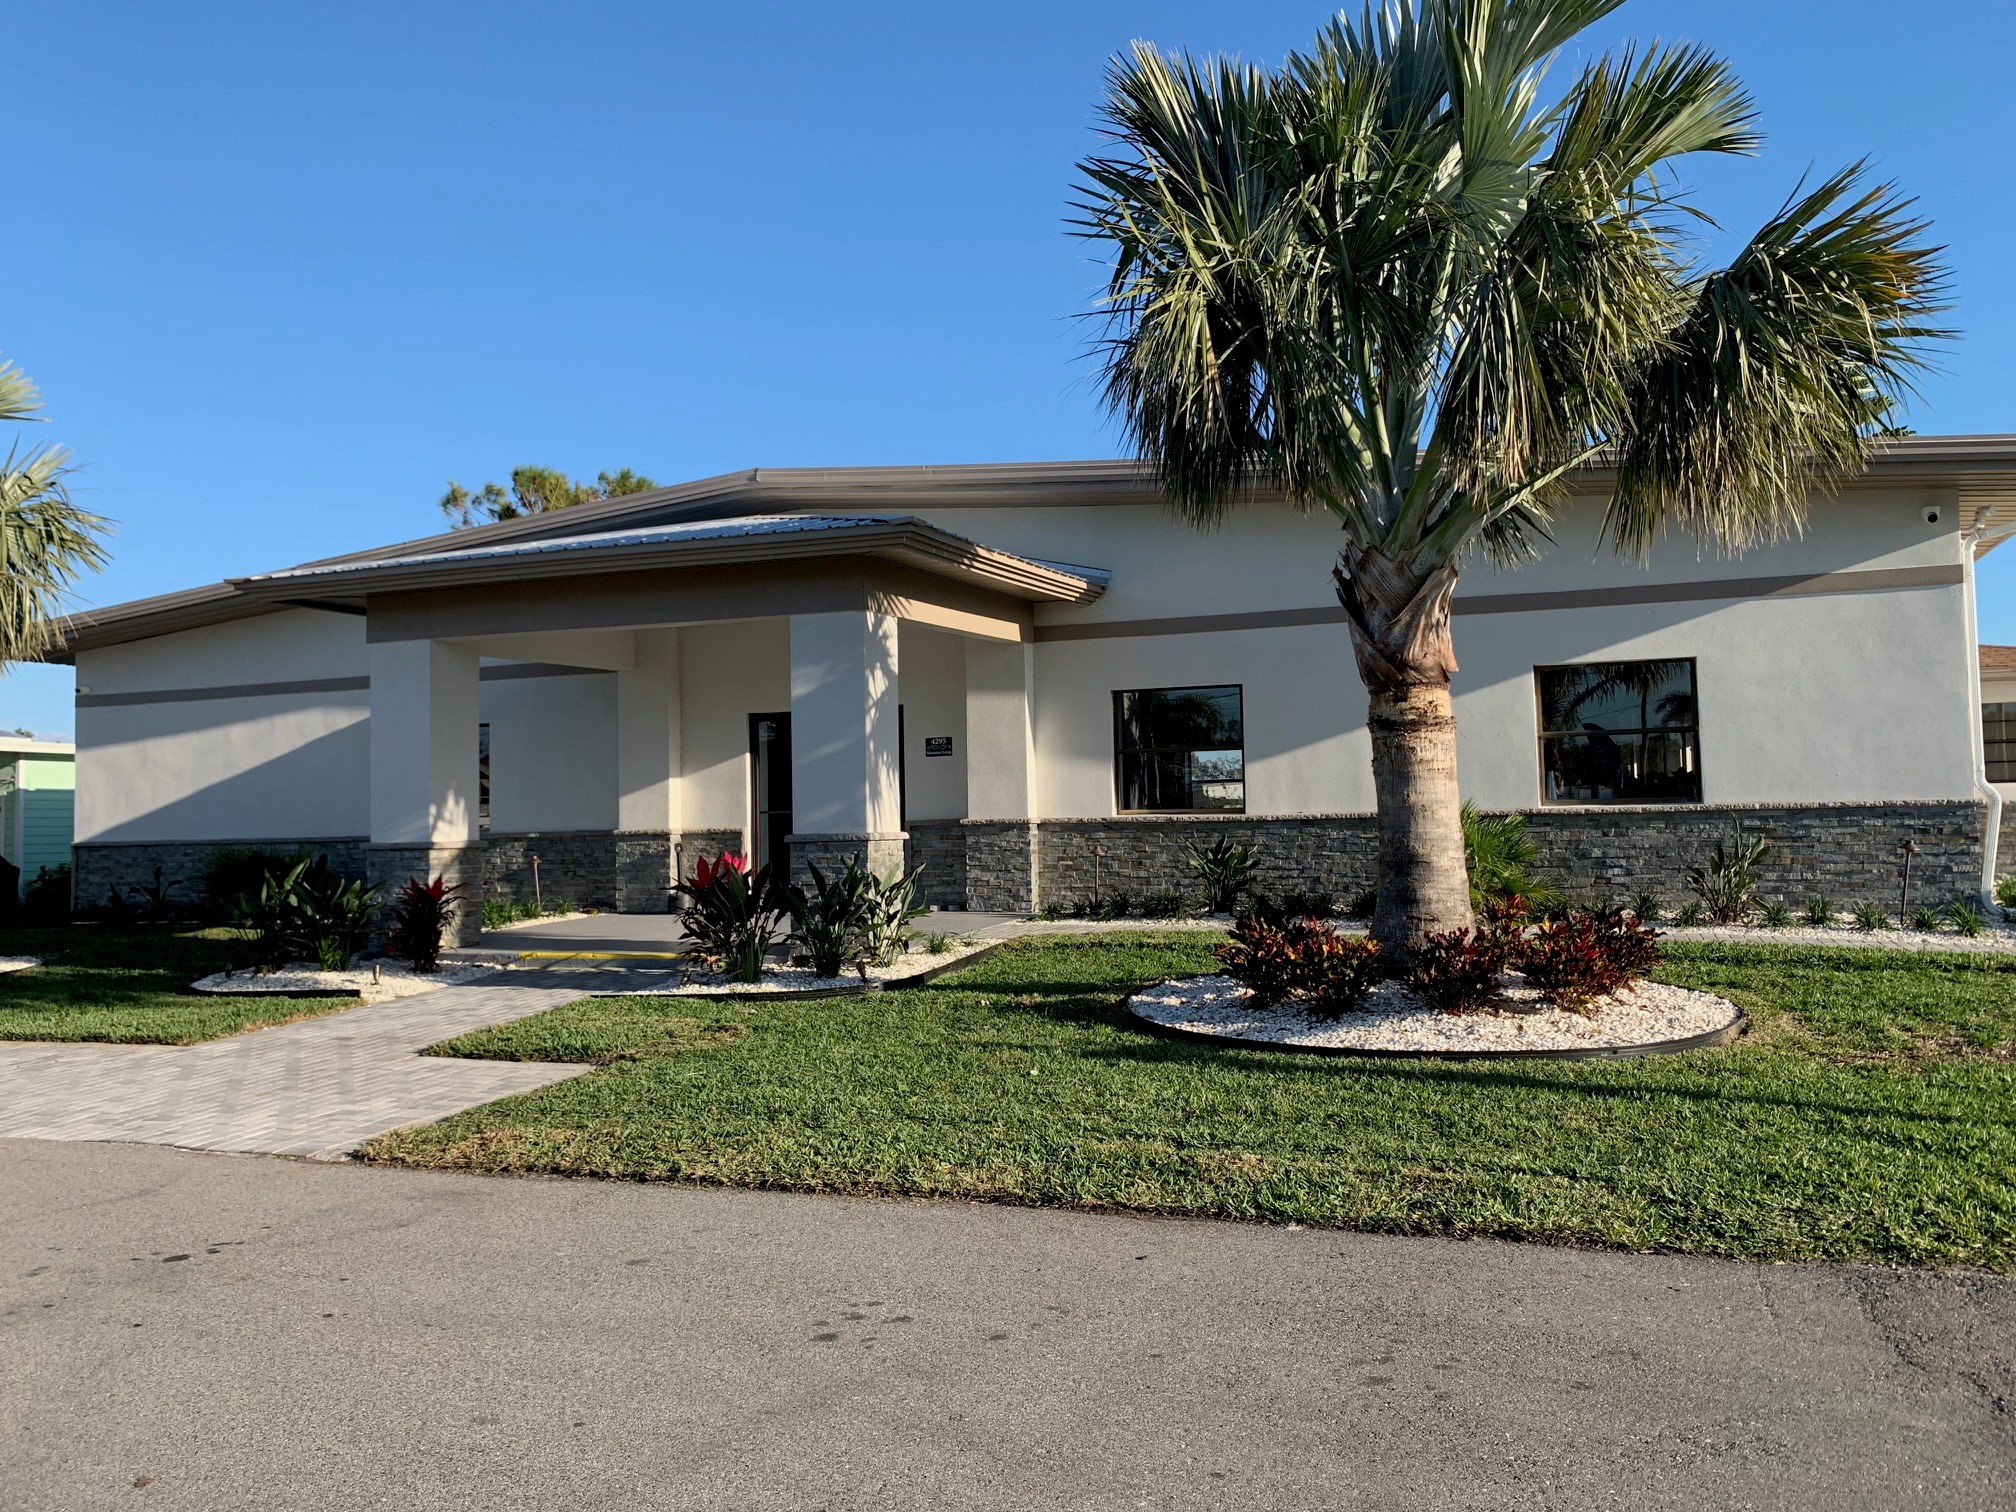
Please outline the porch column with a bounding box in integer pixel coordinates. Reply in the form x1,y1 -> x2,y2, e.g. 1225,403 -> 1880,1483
963,638 -> 1039,912
786,610 -> 904,885
614,628 -> 681,911
367,639 -> 485,944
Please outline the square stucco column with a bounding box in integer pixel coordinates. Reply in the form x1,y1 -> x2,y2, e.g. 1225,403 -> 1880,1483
367,639 -> 484,944
963,638 -> 1039,912
614,629 -> 681,912
786,610 -> 905,885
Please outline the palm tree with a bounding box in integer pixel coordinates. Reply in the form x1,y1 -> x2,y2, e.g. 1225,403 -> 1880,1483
1072,1 -> 1947,954
0,358 -> 108,665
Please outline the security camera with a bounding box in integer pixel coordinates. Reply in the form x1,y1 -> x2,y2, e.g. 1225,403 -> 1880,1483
1921,504 -> 1943,527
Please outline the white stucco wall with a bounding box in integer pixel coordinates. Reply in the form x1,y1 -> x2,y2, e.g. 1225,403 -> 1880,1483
480,672 -> 618,834
897,623 -> 968,822
679,618 -> 789,837
75,610 -> 371,843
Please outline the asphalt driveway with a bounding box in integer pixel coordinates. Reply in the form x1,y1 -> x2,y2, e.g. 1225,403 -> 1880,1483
1,1139 -> 2009,1511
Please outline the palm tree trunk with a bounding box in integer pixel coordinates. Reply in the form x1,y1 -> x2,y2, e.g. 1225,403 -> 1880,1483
1334,546 -> 1474,956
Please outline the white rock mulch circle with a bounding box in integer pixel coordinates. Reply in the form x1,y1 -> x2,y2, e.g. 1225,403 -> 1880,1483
590,938 -> 998,997
1128,974 -> 1742,1058
0,956 -> 41,975
191,959 -> 501,1002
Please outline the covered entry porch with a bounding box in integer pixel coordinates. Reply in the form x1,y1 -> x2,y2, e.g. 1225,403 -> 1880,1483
235,516 -> 1104,941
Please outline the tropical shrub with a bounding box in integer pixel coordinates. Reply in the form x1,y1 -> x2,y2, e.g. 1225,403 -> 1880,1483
386,875 -> 461,973
202,847 -> 313,919
1343,886 -> 1378,920
1997,876 -> 2016,910
1406,927 -> 1512,1015
1804,897 -> 1835,927
675,851 -> 786,984
1216,915 -> 1381,1013
1629,892 -> 1661,925
785,858 -> 878,977
1674,901 -> 1704,927
1520,906 -> 1661,1012
1140,890 -> 1189,920
1461,803 -> 1562,913
1301,933 -> 1384,1020
1852,901 -> 1890,933
1909,904 -> 1942,933
21,863 -> 70,923
856,863 -> 929,967
1944,900 -> 1986,938
1759,899 -> 1794,929
1186,836 -> 1257,914
225,855 -> 379,972
1684,827 -> 1770,924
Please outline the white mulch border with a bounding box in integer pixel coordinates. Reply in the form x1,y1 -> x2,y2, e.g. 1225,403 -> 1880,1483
590,938 -> 995,997
191,959 -> 500,1001
0,956 -> 41,974
1128,973 -> 1740,1055
1655,919 -> 2016,954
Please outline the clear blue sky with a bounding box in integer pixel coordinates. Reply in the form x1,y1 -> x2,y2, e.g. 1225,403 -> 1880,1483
6,0 -> 2013,737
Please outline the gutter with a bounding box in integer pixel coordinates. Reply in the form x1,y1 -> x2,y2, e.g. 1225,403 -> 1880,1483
1964,508 -> 2003,907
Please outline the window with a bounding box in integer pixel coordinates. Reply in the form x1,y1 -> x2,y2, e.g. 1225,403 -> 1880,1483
478,723 -> 491,831
1986,703 -> 2016,783
1536,660 -> 1700,804
1114,685 -> 1245,812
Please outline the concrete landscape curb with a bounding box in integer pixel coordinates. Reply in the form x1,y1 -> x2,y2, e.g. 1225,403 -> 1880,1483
1130,1002 -> 1748,1061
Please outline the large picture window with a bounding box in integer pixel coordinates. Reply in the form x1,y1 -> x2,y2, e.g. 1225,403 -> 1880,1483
1537,660 -> 1700,804
1114,685 -> 1245,812
1986,703 -> 2016,783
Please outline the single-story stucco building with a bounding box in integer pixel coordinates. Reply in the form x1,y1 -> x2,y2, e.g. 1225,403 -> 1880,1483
49,438 -> 2016,942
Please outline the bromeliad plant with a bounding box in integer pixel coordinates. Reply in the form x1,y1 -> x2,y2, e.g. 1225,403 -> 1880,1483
1075,1 -> 1947,955
386,875 -> 461,974
675,851 -> 788,984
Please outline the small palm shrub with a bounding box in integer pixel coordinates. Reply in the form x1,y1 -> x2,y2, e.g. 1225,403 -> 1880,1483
1804,897 -> 1835,927
1759,899 -> 1794,929
1684,827 -> 1770,924
1909,903 -> 1942,933
1186,836 -> 1257,914
1852,901 -> 1890,932
1461,802 -> 1562,913
675,851 -> 787,984
1407,927 -> 1513,1014
1944,900 -> 1986,938
386,875 -> 461,973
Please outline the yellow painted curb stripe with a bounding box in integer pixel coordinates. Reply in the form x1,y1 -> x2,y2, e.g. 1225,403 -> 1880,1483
517,949 -> 691,961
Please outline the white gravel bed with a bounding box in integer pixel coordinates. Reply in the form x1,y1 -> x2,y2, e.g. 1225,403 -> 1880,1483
1657,920 -> 2016,954
592,939 -> 994,997
192,960 -> 500,1000
0,956 -> 41,974
1128,973 -> 1739,1054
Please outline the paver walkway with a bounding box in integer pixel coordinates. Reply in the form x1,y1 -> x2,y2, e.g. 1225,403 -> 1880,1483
0,966 -> 632,1159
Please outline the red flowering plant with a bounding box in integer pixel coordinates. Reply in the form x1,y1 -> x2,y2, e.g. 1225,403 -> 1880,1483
1216,913 -> 1384,1016
674,850 -> 787,984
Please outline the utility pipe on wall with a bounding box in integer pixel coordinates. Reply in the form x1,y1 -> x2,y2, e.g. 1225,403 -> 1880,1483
1964,506 -> 2002,907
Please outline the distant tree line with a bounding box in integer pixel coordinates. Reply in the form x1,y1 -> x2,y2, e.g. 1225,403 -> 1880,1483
439,466 -> 658,529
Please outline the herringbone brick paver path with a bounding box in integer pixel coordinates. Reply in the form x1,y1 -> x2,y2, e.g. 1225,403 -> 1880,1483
0,966 -> 637,1158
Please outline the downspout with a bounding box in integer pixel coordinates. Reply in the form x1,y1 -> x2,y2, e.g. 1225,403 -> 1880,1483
1963,507 -> 2001,907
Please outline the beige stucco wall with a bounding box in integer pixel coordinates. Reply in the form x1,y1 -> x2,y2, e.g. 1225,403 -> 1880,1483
481,672 -> 618,834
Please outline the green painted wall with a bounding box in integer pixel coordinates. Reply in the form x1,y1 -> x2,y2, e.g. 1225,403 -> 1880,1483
2,752 -> 76,895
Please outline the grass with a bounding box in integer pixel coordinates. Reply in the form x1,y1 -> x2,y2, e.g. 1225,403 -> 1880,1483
357,931 -> 2016,1271
0,925 -> 355,1044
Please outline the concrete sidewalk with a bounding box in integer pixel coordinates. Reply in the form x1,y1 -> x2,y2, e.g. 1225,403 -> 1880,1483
2,1140 -> 2009,1512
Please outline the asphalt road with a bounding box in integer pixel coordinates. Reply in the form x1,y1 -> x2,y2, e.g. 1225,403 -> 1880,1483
2,1139 -> 2009,1512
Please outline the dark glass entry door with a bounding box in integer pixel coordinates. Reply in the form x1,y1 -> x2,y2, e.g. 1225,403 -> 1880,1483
749,712 -> 792,874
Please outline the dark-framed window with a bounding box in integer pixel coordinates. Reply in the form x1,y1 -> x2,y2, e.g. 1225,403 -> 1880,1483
1536,660 -> 1700,804
1114,685 -> 1245,813
1986,703 -> 2016,783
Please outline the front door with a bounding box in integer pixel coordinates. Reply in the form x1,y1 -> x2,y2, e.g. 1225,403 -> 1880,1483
749,712 -> 793,875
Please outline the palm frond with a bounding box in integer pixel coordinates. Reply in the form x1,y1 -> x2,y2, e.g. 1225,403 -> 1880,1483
1606,164 -> 1951,553
0,443 -> 111,663
0,358 -> 45,427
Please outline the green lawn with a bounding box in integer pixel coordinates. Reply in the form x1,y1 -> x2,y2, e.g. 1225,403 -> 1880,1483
359,931 -> 2016,1270
0,925 -> 355,1044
